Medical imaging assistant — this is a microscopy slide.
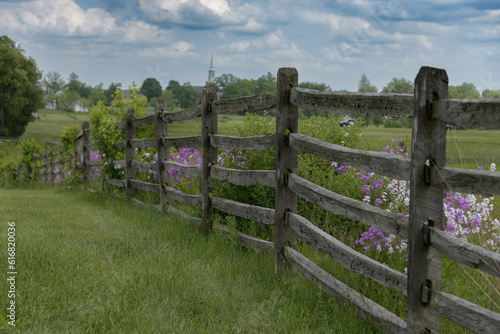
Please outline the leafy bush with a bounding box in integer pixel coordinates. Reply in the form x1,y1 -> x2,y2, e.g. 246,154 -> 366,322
19,138 -> 43,181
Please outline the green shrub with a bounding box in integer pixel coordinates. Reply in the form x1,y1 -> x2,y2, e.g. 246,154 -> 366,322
19,138 -> 43,181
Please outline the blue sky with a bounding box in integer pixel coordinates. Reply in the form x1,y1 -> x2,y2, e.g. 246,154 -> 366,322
1,0 -> 499,92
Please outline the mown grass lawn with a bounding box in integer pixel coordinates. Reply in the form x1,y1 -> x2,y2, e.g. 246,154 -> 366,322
0,186 -> 379,333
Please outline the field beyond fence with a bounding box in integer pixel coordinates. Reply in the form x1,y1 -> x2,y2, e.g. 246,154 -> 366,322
19,66 -> 500,333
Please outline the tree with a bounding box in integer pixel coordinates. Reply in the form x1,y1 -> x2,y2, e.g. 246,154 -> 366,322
42,71 -> 65,94
0,35 -> 44,137
298,81 -> 331,91
215,73 -> 240,90
358,74 -> 377,92
448,82 -> 481,99
66,72 -> 91,98
105,82 -> 122,105
166,80 -> 199,108
141,78 -> 162,101
382,77 -> 414,94
482,89 -> 500,99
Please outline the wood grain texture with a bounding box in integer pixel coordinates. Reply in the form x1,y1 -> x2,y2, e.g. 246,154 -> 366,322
289,213 -> 407,295
428,288 -> 500,334
289,133 -> 411,181
284,247 -> 407,334
130,138 -> 157,148
407,66 -> 448,333
105,177 -> 126,188
275,67 -> 299,274
164,185 -> 203,206
434,99 -> 500,130
288,173 -> 408,238
162,105 -> 202,122
202,88 -> 218,232
131,114 -> 156,127
162,135 -> 202,148
113,160 -> 126,169
212,91 -> 277,115
131,160 -> 159,171
125,109 -> 137,199
210,134 -> 275,150
86,160 -> 102,166
163,161 -> 202,178
114,141 -> 126,150
217,223 -> 274,253
211,196 -> 275,225
430,166 -> 500,195
424,226 -> 500,279
290,87 -> 413,118
210,166 -> 275,187
130,179 -> 160,193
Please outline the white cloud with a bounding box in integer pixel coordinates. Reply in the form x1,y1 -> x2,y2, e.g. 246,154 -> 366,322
0,0 -> 174,44
139,41 -> 197,59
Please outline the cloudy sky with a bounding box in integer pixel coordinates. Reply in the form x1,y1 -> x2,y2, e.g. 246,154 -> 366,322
1,0 -> 499,92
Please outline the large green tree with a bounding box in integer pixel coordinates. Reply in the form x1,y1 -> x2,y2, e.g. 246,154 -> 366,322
42,71 -> 65,94
482,89 -> 500,99
382,77 -> 414,94
166,80 -> 199,108
141,78 -> 162,101
448,82 -> 481,99
358,74 -> 377,92
0,36 -> 44,137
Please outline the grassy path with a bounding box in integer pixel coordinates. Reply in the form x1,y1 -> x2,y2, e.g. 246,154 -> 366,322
0,186 -> 378,333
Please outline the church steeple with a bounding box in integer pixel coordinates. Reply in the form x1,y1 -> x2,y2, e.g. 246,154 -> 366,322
207,54 -> 215,84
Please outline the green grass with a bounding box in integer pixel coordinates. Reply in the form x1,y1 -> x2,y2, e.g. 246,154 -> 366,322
0,186 -> 379,333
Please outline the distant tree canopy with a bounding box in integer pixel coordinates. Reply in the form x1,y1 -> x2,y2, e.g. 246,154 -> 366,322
219,72 -> 276,100
141,78 -> 162,101
358,74 -> 377,92
0,35 -> 44,137
166,80 -> 200,109
42,71 -> 65,94
382,77 -> 414,94
448,82 -> 481,99
106,82 -> 122,105
482,89 -> 500,99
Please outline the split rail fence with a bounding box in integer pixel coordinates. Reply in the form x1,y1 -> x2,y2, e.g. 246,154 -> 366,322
30,66 -> 500,333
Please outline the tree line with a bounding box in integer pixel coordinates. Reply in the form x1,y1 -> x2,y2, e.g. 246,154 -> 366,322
2,34 -> 500,138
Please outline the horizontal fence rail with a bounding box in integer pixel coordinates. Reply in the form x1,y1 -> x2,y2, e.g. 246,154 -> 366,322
29,66 -> 500,334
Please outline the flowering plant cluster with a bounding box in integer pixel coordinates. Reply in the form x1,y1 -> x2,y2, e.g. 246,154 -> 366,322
354,139 -> 500,256
168,147 -> 202,192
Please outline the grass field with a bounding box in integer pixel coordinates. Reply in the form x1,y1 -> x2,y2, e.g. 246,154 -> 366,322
0,186 -> 379,333
1,109 -> 499,332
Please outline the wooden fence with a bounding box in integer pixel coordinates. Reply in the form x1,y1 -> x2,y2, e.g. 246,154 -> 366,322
29,66 -> 500,333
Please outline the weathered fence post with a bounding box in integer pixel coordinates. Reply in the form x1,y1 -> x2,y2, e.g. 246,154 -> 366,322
16,163 -> 23,184
407,66 -> 448,333
155,99 -> 170,213
125,109 -> 136,199
43,150 -> 50,183
274,68 -> 298,274
202,87 -> 218,234
82,122 -> 91,185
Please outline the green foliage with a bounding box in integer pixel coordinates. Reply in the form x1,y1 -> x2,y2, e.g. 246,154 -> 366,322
60,125 -> 80,152
448,82 -> 481,99
0,35 -> 45,137
19,138 -> 43,181
382,77 -> 414,94
358,74 -> 377,92
150,89 -> 178,111
220,73 -> 277,101
105,82 -> 122,105
166,80 -> 200,108
482,89 -> 500,99
141,78 -> 162,101
89,101 -> 124,179
42,71 -> 65,94
212,112 -> 365,239
90,83 -> 153,179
